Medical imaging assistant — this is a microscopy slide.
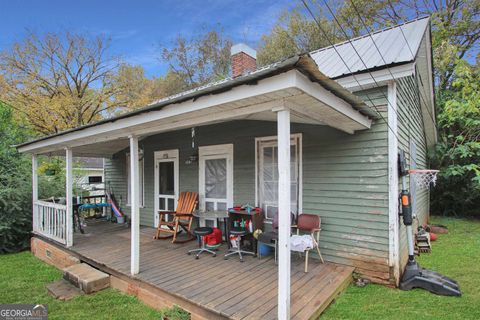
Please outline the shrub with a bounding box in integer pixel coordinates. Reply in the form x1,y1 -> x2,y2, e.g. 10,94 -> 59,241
0,103 -> 33,253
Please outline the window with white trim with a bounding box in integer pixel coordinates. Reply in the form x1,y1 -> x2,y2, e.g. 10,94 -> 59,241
126,152 -> 144,207
256,134 -> 302,220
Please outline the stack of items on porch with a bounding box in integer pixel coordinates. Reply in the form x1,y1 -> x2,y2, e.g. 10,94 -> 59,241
153,193 -> 325,271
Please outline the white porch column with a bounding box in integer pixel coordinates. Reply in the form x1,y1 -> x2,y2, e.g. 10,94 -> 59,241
32,154 -> 38,232
276,107 -> 291,320
129,135 -> 140,275
65,148 -> 73,247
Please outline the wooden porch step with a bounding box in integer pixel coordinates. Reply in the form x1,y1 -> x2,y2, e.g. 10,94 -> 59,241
63,263 -> 110,294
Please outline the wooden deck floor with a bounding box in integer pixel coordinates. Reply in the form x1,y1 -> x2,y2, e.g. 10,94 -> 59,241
68,221 -> 353,319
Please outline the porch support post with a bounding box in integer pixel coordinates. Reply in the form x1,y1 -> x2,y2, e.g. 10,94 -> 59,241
276,106 -> 291,320
129,135 -> 140,275
65,148 -> 73,247
32,154 -> 38,232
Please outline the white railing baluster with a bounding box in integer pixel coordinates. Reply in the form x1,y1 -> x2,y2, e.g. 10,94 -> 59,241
32,200 -> 68,245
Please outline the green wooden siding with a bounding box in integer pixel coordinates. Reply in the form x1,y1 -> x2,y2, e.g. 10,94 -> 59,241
396,75 -> 430,269
104,87 -> 393,282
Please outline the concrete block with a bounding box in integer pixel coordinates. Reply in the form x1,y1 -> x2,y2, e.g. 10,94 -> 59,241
63,263 -> 110,294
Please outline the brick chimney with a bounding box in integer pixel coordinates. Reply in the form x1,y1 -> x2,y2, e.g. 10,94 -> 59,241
231,43 -> 257,78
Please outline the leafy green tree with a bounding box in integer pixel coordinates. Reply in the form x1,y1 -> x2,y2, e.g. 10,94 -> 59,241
431,61 -> 480,216
257,6 -> 345,66
259,0 -> 480,216
0,32 -> 122,135
0,102 -> 69,253
0,102 -> 32,253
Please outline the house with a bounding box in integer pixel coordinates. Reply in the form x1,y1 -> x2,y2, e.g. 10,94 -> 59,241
74,157 -> 104,193
17,17 -> 435,319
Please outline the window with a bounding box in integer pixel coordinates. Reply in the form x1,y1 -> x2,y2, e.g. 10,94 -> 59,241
88,176 -> 103,184
126,152 -> 144,207
256,134 -> 302,220
199,144 -> 234,213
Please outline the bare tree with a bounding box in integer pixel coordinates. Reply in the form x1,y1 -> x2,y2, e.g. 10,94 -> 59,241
0,32 -> 122,135
161,28 -> 232,91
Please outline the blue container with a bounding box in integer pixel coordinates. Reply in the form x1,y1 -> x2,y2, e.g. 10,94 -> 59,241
259,243 -> 273,256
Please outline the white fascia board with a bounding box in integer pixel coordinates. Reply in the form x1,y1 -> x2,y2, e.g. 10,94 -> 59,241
336,63 -> 415,91
293,71 -> 372,129
423,29 -> 438,145
19,69 -> 369,154
17,71 -> 299,154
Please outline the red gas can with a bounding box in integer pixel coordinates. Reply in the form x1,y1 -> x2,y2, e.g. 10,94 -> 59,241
204,227 -> 222,246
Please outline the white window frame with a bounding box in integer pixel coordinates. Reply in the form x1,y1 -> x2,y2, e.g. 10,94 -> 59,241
126,152 -> 145,208
255,133 -> 303,220
153,149 -> 179,228
198,144 -> 234,216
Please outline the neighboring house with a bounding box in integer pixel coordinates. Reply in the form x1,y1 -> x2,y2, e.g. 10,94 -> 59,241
74,157 -> 104,194
17,17 -> 435,318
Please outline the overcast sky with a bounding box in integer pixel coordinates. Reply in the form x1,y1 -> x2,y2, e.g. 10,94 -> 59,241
0,0 -> 297,77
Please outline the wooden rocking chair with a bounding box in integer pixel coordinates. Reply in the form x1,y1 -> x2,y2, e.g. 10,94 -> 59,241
153,192 -> 198,243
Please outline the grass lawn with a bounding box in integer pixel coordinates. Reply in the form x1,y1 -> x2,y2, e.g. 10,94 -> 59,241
0,217 -> 478,319
322,217 -> 480,320
0,251 -> 189,320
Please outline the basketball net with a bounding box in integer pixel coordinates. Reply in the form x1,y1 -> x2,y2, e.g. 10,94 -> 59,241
408,169 -> 439,190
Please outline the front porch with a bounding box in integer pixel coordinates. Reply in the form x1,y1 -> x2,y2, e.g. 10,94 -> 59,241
35,220 -> 354,319
20,56 -> 376,319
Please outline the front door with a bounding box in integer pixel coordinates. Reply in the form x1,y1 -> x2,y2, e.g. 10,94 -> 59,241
199,144 -> 234,217
154,150 -> 179,227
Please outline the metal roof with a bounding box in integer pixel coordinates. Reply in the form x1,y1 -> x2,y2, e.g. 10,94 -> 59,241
311,17 -> 430,79
16,54 -> 372,149
16,18 -> 431,150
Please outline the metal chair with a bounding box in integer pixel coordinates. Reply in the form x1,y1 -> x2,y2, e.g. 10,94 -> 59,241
294,213 -> 324,272
224,227 -> 255,262
188,227 -> 216,259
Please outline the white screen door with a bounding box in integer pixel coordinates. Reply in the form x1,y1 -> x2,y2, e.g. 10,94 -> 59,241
154,150 -> 179,227
257,135 -> 301,220
199,144 -> 233,214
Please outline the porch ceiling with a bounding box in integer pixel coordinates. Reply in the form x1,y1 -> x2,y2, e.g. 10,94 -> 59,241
17,58 -> 373,157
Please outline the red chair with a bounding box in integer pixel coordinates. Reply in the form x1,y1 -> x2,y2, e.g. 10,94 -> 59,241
294,213 -> 324,272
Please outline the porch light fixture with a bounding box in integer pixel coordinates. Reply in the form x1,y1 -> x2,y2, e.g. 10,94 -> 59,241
185,127 -> 198,165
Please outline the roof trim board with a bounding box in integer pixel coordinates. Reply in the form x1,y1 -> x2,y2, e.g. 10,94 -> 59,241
17,64 -> 372,155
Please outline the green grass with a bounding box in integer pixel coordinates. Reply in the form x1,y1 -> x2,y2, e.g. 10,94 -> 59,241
0,251 -> 189,320
1,217 -> 478,319
322,217 -> 480,320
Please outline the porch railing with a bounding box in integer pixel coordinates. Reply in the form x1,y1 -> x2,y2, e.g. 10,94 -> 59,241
33,200 -> 69,245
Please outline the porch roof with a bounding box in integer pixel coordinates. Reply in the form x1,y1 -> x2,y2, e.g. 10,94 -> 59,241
16,54 -> 373,157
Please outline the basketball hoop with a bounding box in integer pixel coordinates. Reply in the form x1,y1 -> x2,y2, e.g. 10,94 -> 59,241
408,169 -> 439,189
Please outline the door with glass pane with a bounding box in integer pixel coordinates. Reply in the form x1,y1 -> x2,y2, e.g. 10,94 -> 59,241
154,150 -> 179,227
257,136 -> 300,220
199,144 -> 233,215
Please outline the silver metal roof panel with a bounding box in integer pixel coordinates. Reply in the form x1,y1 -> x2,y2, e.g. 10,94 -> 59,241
311,17 -> 429,78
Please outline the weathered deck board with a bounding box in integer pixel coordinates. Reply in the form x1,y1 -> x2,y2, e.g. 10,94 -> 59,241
69,221 -> 353,319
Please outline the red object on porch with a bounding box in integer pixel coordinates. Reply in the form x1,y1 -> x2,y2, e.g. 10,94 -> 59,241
204,227 -> 222,246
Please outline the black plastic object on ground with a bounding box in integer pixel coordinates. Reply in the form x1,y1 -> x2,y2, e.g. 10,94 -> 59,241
400,260 -> 461,296
398,150 -> 461,296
